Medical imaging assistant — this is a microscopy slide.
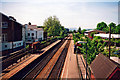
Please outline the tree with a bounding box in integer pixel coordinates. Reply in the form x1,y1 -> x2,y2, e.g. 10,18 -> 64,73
78,27 -> 81,34
43,16 -> 66,37
28,22 -> 31,25
96,22 -> 109,32
109,22 -> 117,34
73,30 -> 76,33
96,22 -> 120,34
73,33 -> 106,64
115,24 -> 120,34
90,32 -> 96,37
81,29 -> 87,35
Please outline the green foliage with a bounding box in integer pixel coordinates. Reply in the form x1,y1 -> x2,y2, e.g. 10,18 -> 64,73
115,24 -> 120,34
26,45 -> 29,49
81,29 -> 87,34
78,27 -> 81,34
41,41 -> 47,44
73,30 -> 76,33
90,32 -> 96,37
109,22 -> 116,34
96,22 -> 120,34
43,16 -> 67,37
73,33 -> 106,64
96,22 -> 108,32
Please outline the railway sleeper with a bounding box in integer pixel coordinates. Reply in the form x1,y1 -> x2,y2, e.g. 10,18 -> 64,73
9,40 -> 63,80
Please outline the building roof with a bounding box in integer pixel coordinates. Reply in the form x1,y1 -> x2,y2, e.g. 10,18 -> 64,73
90,53 -> 120,79
1,12 -> 22,25
27,25 -> 43,31
85,30 -> 106,33
94,34 -> 120,38
37,28 -> 43,31
28,25 -> 37,29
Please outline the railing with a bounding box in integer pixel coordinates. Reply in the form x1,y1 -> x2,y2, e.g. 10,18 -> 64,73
76,54 -> 91,80
76,53 -> 83,80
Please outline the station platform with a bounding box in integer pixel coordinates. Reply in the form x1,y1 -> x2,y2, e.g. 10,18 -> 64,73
2,40 -> 61,79
61,40 -> 80,78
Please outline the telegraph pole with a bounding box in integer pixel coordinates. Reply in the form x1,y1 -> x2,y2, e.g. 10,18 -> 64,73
85,42 -> 87,80
109,26 -> 111,58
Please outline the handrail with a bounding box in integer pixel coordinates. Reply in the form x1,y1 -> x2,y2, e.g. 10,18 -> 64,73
76,53 -> 83,80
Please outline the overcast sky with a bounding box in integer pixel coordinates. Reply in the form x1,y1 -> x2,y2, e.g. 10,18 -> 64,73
0,0 -> 119,30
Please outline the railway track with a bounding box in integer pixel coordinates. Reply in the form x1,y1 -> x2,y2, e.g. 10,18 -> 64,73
1,39 -> 58,71
8,37 -> 71,80
1,48 -> 28,61
9,39 -> 66,80
34,37 -> 71,79
47,38 -> 71,79
1,48 -> 32,70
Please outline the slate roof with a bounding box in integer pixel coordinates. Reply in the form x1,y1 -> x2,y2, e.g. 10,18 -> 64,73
90,53 -> 120,79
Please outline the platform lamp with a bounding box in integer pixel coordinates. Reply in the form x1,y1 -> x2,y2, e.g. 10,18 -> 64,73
77,41 -> 87,80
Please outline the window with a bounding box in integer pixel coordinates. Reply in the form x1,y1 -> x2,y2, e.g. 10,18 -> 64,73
5,45 -> 7,48
2,34 -> 7,42
13,44 -> 16,47
18,43 -> 21,46
28,33 -> 30,36
0,35 -> 1,43
32,33 -> 34,36
1,22 -> 8,28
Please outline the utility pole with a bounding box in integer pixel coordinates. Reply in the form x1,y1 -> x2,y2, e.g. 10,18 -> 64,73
109,26 -> 111,58
85,42 -> 87,80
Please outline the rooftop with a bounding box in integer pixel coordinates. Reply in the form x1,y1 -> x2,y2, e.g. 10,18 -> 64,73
90,53 -> 120,79
85,30 -> 106,33
94,34 -> 120,38
27,25 -> 43,31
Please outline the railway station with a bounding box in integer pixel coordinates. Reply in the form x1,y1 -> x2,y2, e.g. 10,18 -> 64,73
1,32 -> 120,80
1,2 -> 120,79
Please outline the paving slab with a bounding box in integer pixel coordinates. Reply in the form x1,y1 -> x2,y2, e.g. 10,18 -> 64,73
61,40 -> 80,79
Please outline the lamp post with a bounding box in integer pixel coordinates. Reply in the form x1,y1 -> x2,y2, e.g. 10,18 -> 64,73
77,41 -> 87,80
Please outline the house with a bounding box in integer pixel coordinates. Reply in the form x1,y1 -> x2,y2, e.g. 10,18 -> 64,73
94,34 -> 120,47
0,13 -> 23,56
24,24 -> 44,44
90,53 -> 120,80
22,24 -> 28,47
84,30 -> 106,39
37,26 -> 47,40
94,34 -> 120,39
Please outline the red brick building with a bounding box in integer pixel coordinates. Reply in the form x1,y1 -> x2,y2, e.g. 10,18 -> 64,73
0,13 -> 23,56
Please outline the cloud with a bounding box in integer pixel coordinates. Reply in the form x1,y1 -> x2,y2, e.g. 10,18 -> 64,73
1,2 -> 118,30
1,0 -> 120,2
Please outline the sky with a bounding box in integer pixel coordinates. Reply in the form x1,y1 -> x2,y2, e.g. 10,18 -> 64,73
0,0 -> 119,30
